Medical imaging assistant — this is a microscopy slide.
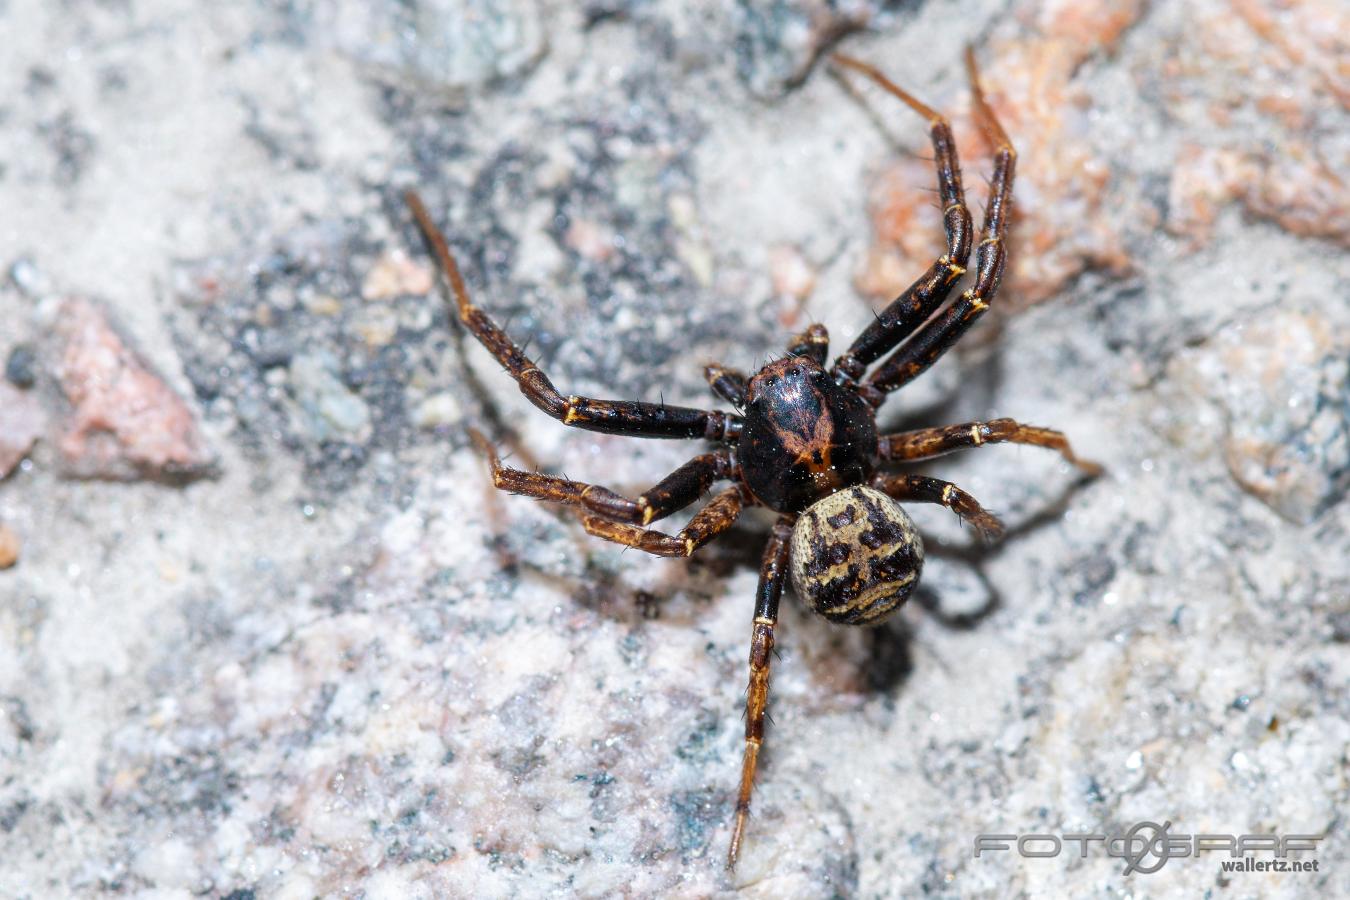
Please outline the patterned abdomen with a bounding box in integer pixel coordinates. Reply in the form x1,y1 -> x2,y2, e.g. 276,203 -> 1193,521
789,486 -> 923,625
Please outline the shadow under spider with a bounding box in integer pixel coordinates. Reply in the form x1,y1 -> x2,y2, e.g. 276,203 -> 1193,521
853,466 -> 1102,696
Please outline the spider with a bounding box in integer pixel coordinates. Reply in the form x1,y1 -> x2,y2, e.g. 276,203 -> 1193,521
404,47 -> 1100,870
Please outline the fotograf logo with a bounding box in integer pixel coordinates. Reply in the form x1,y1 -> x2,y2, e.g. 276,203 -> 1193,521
974,825 -> 1323,876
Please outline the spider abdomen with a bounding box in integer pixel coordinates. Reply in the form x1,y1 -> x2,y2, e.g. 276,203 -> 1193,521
789,485 -> 923,625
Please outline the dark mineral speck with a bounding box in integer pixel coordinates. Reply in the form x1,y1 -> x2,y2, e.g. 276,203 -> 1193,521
4,344 -> 37,388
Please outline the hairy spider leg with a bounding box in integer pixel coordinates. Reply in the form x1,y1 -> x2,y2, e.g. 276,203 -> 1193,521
879,418 -> 1102,474
470,429 -> 736,527
406,191 -> 741,442
727,516 -> 794,869
704,364 -> 749,408
786,323 -> 830,366
866,49 -> 1016,400
872,472 -> 1004,541
829,54 -> 974,388
705,324 -> 831,409
582,487 -> 746,557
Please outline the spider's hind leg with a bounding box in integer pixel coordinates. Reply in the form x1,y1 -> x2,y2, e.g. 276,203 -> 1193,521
469,430 -> 746,557
873,472 -> 1004,541
727,516 -> 793,870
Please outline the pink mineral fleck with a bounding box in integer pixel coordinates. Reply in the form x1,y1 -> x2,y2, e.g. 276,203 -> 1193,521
54,298 -> 215,480
0,382 -> 46,479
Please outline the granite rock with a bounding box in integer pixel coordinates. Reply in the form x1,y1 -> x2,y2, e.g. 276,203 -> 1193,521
0,0 -> 1347,897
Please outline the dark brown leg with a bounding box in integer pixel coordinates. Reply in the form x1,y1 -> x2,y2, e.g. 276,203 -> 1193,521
880,418 -> 1102,474
406,192 -> 741,442
470,429 -> 733,525
582,487 -> 746,557
786,323 -> 829,366
704,364 -> 748,408
873,472 -> 1004,541
727,516 -> 793,870
829,55 -> 974,386
866,48 -> 1015,400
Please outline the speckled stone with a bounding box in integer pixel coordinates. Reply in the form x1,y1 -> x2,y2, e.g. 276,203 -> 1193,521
52,299 -> 216,481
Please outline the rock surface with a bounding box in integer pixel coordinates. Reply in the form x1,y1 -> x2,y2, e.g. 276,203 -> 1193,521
1,0 -> 1347,898
1173,309 -> 1350,524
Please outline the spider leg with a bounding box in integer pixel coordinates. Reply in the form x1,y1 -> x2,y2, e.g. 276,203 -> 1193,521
727,516 -> 794,870
582,487 -> 746,557
407,191 -> 741,442
786,323 -> 829,366
865,48 -> 1015,401
470,429 -> 733,526
880,418 -> 1102,474
873,472 -> 1004,541
829,55 -> 974,386
704,364 -> 748,408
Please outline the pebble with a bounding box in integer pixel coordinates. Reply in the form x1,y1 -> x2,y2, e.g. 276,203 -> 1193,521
5,344 -> 38,388
349,304 -> 400,348
564,218 -> 616,264
8,258 -> 51,298
53,299 -> 216,480
288,352 -> 372,443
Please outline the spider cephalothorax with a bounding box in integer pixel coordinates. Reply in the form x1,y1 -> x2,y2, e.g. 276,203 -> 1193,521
406,48 -> 1101,870
738,354 -> 878,512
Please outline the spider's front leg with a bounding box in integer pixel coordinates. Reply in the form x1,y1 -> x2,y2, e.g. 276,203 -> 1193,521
704,364 -> 748,408
829,55 -> 973,386
786,323 -> 829,366
866,49 -> 1016,400
727,516 -> 793,870
406,192 -> 741,442
469,430 -> 744,556
703,325 -> 830,410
